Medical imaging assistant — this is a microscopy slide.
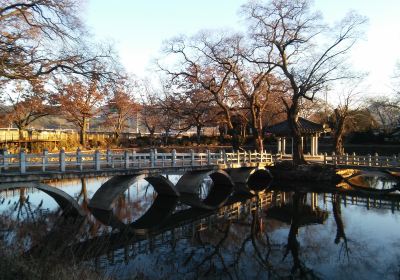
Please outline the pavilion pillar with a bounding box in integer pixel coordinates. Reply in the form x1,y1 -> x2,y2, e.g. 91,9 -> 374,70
282,137 -> 286,155
311,193 -> 318,211
311,136 -> 315,156
277,137 -> 282,154
315,134 -> 319,155
291,137 -> 294,155
301,137 -> 304,152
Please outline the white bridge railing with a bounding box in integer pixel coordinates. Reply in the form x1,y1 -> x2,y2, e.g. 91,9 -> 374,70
322,152 -> 400,168
0,149 -> 273,174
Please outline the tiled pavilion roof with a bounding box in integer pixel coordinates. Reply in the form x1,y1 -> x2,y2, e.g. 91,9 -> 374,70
266,117 -> 329,137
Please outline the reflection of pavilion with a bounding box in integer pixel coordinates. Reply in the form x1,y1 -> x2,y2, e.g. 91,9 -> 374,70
265,193 -> 328,226
266,118 -> 330,156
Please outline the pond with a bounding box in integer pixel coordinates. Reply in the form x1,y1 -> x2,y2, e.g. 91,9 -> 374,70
0,171 -> 399,279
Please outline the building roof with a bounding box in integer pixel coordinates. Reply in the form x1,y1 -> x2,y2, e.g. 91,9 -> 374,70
266,117 -> 329,137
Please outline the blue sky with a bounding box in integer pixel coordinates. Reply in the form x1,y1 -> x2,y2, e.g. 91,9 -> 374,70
85,0 -> 400,98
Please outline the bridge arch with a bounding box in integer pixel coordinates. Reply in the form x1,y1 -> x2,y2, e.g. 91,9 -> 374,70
175,169 -> 234,209
88,174 -> 179,233
228,167 -> 273,193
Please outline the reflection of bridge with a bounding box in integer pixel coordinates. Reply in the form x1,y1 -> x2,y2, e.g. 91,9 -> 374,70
3,173 -> 400,263
0,149 -> 273,182
56,190 -> 284,260
56,190 -> 400,262
322,192 -> 400,213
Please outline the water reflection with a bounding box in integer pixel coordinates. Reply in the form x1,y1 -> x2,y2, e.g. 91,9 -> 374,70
1,171 -> 400,279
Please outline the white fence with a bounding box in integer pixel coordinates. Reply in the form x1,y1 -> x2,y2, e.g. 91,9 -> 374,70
0,149 -> 273,174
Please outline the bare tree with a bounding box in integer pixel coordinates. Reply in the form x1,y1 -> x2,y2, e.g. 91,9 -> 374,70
367,97 -> 400,133
140,83 -> 163,146
0,0 -> 116,87
393,62 -> 400,96
332,92 -> 355,155
163,86 -> 220,144
231,65 -> 285,151
159,33 -> 244,150
54,72 -> 107,146
0,79 -> 53,139
242,0 -> 367,165
104,77 -> 140,140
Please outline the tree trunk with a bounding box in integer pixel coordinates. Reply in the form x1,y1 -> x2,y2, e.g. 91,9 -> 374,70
149,129 -> 155,146
164,129 -> 169,146
228,128 -> 240,151
251,112 -> 264,152
332,194 -> 346,244
218,125 -> 226,144
80,118 -> 87,146
252,126 -> 264,152
196,125 -> 202,145
228,117 -> 242,151
334,135 -> 344,155
334,109 -> 346,155
285,192 -> 305,273
287,106 -> 306,166
18,127 -> 26,140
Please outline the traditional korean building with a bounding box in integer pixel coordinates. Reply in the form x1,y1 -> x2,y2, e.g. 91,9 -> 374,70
266,117 -> 330,156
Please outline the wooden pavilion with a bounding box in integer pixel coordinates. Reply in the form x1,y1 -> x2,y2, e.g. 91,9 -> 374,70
266,117 -> 330,156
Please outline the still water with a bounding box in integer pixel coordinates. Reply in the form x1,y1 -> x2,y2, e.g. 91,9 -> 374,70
0,171 -> 400,279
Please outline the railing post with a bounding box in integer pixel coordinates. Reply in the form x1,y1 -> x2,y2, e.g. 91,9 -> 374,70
237,150 -> 240,165
190,149 -> 195,166
374,153 -> 379,166
392,155 -> 397,167
150,149 -> 155,167
172,149 -> 176,167
132,150 -> 136,168
42,149 -> 48,172
106,148 -> 112,167
95,149 -> 101,171
223,150 -> 228,165
59,149 -> 65,172
352,152 -> 356,165
125,150 -> 130,169
3,148 -> 8,170
367,154 -> 372,166
332,152 -> 336,166
323,152 -> 327,165
219,150 -> 223,164
20,149 -> 26,174
77,148 -> 83,171
345,153 -> 349,165
207,150 -> 211,165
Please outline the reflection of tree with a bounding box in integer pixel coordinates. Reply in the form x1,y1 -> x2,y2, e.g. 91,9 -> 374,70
183,194 -> 280,279
0,188 -> 61,254
193,221 -> 233,279
15,188 -> 35,222
283,192 -> 320,278
77,178 -> 88,209
332,194 -> 350,261
248,196 -> 277,277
